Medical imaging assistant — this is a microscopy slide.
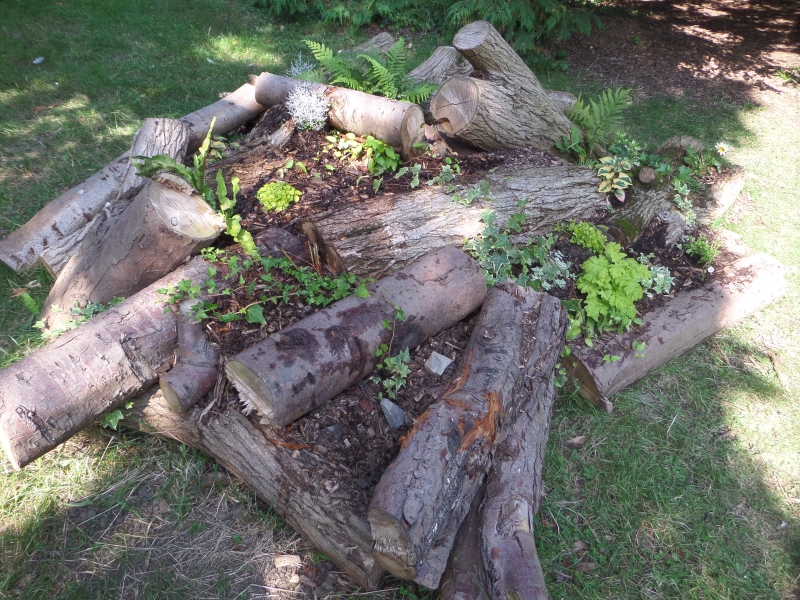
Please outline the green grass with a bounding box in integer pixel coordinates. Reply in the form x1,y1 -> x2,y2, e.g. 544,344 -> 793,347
1,0 -> 799,598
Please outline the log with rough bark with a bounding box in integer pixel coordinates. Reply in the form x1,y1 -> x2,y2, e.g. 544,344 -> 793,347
430,21 -> 571,151
121,387 -> 385,590
311,164 -> 607,279
251,73 -> 426,158
159,298 -> 220,414
351,32 -> 396,54
4,117 -> 191,276
0,85 -> 264,274
564,252 -> 786,410
40,180 -> 225,333
225,247 -> 486,427
367,284 -> 567,589
0,259 -> 210,470
439,489 -> 489,600
410,46 -> 475,85
480,352 -> 559,599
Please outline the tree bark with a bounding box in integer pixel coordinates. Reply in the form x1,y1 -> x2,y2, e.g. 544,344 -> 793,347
480,365 -> 557,599
410,46 -> 475,85
40,180 -> 224,333
121,387 -> 385,591
564,252 -> 786,410
430,21 -> 571,151
252,73 -> 426,158
351,32 -> 396,55
180,83 -> 265,153
225,247 -> 486,427
0,259 -> 211,470
367,284 -> 567,589
159,298 -> 220,414
0,86 -> 263,274
36,117 -> 192,277
310,164 -> 607,279
439,488 -> 490,600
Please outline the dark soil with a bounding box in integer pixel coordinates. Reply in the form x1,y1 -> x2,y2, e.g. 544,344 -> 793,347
189,105 -> 716,527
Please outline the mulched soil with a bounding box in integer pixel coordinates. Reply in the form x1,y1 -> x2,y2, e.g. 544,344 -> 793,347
189,106 -> 718,530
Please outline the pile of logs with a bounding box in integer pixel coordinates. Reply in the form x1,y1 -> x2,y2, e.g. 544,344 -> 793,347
0,20 -> 787,598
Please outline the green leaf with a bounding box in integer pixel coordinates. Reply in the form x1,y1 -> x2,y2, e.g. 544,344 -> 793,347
245,304 -> 266,325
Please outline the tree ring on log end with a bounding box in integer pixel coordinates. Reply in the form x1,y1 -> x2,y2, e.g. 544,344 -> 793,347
429,77 -> 479,136
452,20 -> 493,52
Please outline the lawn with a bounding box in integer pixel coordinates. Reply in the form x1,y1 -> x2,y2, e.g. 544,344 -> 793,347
1,0 -> 798,598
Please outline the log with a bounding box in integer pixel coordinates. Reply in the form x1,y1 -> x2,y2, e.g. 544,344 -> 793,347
122,387 -> 385,590
430,21 -> 571,151
37,116 -> 193,277
159,298 -> 220,414
409,46 -> 474,85
311,164 -> 608,279
351,32 -> 396,55
0,85 -> 263,274
252,73 -> 426,158
40,180 -> 225,333
225,247 -> 486,427
0,258 -> 211,470
367,284 -> 567,589
180,83 -> 265,152
564,252 -> 786,409
439,489 -> 489,600
480,357 -> 558,599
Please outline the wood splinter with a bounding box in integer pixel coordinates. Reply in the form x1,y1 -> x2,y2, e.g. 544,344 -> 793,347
160,298 -> 220,414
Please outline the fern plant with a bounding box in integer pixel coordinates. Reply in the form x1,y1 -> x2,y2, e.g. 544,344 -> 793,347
563,88 -> 632,159
303,38 -> 437,103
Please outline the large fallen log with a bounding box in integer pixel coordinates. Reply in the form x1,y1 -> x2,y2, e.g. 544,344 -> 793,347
564,252 -> 786,409
0,259 -> 210,470
225,247 -> 486,427
0,84 -> 264,274
430,21 -> 572,151
122,387 -> 385,590
311,164 -> 607,279
40,179 -> 225,332
251,73 -> 425,158
367,284 -> 567,589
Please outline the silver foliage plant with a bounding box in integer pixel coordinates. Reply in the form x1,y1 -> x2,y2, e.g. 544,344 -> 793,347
286,52 -> 316,78
285,82 -> 329,131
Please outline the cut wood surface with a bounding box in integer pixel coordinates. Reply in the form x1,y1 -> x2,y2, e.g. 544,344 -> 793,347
12,116 -> 191,277
0,87 -> 262,273
430,21 -> 571,151
252,73 -> 425,157
565,252 -> 786,409
367,284 -> 567,589
122,387 -> 385,590
159,298 -> 220,414
41,180 -> 224,332
225,247 -> 486,427
311,164 -> 607,279
0,259 -> 211,470
180,83 -> 265,152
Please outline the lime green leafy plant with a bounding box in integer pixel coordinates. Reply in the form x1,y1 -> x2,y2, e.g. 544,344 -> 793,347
567,221 -> 607,254
256,182 -> 302,212
681,234 -> 720,266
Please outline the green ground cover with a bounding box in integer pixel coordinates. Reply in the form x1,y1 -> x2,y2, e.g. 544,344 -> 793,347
1,0 -> 797,598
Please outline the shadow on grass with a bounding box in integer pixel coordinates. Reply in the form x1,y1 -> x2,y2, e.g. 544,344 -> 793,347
0,428 -> 294,600
539,338 -> 799,598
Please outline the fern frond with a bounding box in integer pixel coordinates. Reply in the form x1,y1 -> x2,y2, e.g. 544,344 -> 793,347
360,54 -> 399,99
304,39 -> 333,64
400,80 -> 439,104
384,38 -> 409,81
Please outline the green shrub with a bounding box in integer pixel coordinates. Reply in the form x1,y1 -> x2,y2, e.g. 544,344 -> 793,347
681,234 -> 719,266
567,221 -> 607,254
262,0 -> 601,53
576,242 -> 651,336
257,182 -> 302,212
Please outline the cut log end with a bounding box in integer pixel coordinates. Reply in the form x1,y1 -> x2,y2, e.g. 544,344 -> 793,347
224,360 -> 275,419
430,77 -> 478,136
452,21 -> 495,53
369,509 -> 419,580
